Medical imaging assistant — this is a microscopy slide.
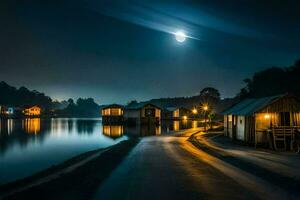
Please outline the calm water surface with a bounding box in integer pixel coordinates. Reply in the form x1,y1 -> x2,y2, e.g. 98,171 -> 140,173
0,118 -> 200,185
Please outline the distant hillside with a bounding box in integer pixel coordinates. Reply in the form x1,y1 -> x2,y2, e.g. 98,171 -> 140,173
238,59 -> 300,98
0,81 -> 52,109
147,95 -> 235,114
0,81 -> 101,117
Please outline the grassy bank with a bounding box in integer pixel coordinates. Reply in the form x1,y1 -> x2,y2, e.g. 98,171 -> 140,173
1,139 -> 139,200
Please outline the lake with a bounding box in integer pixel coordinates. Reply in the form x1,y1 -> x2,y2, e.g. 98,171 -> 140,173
0,118 -> 200,185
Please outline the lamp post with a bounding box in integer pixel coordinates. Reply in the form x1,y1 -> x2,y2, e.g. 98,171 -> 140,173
203,105 -> 208,132
192,108 -> 197,119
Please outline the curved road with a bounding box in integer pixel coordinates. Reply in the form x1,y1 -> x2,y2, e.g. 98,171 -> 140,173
93,129 -> 298,200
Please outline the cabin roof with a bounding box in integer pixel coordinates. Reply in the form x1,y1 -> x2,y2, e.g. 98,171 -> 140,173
23,105 -> 41,109
222,94 -> 286,115
164,107 -> 190,112
126,102 -> 161,110
102,104 -> 124,109
165,107 -> 178,112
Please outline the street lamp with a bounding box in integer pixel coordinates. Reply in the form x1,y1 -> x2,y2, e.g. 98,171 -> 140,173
192,108 -> 197,114
192,108 -> 197,119
203,104 -> 209,132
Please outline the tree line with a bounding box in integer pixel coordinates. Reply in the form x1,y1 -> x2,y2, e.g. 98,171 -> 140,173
0,81 -> 100,117
238,59 -> 300,98
1,58 -> 299,116
142,59 -> 300,112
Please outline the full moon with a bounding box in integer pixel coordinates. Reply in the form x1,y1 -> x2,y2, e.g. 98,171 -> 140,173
175,31 -> 186,42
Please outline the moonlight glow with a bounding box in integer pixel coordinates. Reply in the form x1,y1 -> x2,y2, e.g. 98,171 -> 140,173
175,31 -> 187,42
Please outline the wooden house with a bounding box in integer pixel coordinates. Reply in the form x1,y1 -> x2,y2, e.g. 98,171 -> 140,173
101,104 -> 124,124
124,103 -> 161,124
23,105 -> 41,116
222,94 -> 300,149
0,106 -> 13,115
162,107 -> 191,120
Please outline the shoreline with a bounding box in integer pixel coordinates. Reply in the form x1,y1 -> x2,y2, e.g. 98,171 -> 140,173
0,128 -> 198,199
0,148 -> 105,197
0,138 -> 139,199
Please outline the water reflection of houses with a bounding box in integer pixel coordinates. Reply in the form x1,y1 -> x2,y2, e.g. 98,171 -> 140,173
124,103 -> 161,125
23,118 -> 41,134
0,118 -> 50,155
76,119 -> 97,134
222,94 -> 300,149
102,125 -> 124,139
162,120 -> 198,132
124,124 -> 161,137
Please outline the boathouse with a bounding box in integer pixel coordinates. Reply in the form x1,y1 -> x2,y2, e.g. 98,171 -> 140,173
124,102 -> 161,124
101,104 -> 124,123
222,94 -> 300,149
162,107 -> 191,120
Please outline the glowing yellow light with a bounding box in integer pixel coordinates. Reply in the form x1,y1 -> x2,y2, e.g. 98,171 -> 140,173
183,116 -> 188,120
203,105 -> 208,111
192,108 -> 198,114
264,114 -> 270,119
23,106 -> 41,116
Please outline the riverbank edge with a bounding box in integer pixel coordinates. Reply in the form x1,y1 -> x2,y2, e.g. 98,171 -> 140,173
0,128 -> 199,199
0,148 -> 103,189
0,138 -> 140,199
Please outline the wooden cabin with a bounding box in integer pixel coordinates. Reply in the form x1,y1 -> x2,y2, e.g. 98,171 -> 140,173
23,105 -> 41,116
162,107 -> 191,120
124,103 -> 161,124
0,106 -> 13,115
101,104 -> 124,124
222,94 -> 300,149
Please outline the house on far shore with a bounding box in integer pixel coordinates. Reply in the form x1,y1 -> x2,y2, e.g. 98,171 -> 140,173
222,94 -> 300,149
23,105 -> 41,116
101,104 -> 124,124
0,106 -> 14,115
124,102 -> 161,124
162,107 -> 191,120
0,106 -> 23,117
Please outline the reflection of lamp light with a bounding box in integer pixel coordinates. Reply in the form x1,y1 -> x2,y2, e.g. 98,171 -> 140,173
183,116 -> 187,120
264,114 -> 270,119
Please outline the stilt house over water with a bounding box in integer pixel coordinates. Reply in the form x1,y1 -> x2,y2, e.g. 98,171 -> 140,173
124,102 -> 161,124
222,94 -> 300,148
162,107 -> 191,120
101,104 -> 124,123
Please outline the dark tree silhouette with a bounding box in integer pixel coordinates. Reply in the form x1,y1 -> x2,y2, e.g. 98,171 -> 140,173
62,98 -> 100,117
0,81 -> 52,110
199,87 -> 221,105
0,81 -> 101,117
238,59 -> 300,98
127,100 -> 138,106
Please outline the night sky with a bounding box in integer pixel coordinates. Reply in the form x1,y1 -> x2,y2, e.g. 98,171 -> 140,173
1,0 -> 300,104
